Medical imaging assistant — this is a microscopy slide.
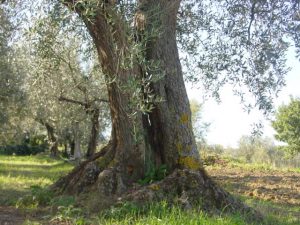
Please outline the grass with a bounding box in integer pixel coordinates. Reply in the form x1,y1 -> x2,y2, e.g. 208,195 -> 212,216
0,154 -> 73,205
224,156 -> 300,173
0,154 -> 299,224
244,197 -> 300,225
95,202 -> 250,225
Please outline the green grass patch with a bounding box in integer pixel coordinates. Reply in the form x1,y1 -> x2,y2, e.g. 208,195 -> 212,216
243,196 -> 300,225
208,156 -> 300,173
228,161 -> 300,173
1,154 -> 299,225
0,154 -> 73,205
96,202 -> 250,225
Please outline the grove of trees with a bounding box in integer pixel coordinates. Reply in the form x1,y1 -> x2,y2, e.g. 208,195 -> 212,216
1,0 -> 300,217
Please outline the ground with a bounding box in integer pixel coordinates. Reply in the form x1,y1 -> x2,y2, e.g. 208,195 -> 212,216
0,206 -> 24,225
0,154 -> 73,225
207,163 -> 300,206
206,160 -> 300,224
0,154 -> 299,224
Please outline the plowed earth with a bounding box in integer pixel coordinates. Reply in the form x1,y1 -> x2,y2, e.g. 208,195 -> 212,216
206,164 -> 300,220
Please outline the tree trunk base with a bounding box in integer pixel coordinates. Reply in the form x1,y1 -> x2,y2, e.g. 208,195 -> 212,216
52,147 -> 263,223
122,169 -> 262,222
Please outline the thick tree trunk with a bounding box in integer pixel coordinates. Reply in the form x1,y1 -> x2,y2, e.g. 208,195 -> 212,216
86,108 -> 100,158
141,0 -> 201,170
52,2 -> 261,220
56,0 -> 200,192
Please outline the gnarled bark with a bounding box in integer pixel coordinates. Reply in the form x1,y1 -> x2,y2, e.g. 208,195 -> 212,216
141,0 -> 201,170
52,1 -> 261,220
56,0 -> 200,190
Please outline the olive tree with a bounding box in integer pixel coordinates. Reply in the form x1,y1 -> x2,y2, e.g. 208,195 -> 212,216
23,17 -> 110,157
0,7 -> 27,144
2,0 -> 300,215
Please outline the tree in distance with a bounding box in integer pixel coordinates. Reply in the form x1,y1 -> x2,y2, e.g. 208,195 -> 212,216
272,97 -> 300,156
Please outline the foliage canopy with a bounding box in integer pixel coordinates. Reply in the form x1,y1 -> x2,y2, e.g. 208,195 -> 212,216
272,97 -> 300,155
2,0 -> 300,115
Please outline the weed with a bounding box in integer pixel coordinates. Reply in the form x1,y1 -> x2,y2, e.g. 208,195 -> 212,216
16,185 -> 54,209
97,202 -> 249,225
51,195 -> 76,208
51,205 -> 90,225
138,164 -> 167,185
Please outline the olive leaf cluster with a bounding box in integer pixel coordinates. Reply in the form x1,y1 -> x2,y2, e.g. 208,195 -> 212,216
178,0 -> 299,115
0,7 -> 27,144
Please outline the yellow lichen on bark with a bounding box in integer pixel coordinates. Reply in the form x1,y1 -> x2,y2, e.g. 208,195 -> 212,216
186,145 -> 192,152
180,114 -> 189,124
178,156 -> 201,170
149,184 -> 160,191
176,142 -> 183,152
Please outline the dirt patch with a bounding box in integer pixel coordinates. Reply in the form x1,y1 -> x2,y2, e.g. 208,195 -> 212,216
0,206 -> 24,225
206,166 -> 300,206
206,165 -> 300,221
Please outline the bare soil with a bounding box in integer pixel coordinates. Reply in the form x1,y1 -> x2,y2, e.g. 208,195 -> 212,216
0,206 -> 24,225
206,164 -> 300,220
206,166 -> 300,205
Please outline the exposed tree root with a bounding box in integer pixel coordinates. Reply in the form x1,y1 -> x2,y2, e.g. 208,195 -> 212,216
52,152 -> 263,223
52,142 -> 114,194
122,169 -> 263,222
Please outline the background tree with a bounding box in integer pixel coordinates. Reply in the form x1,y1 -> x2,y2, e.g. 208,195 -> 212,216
190,99 -> 210,143
15,11 -> 111,157
272,97 -> 300,155
0,7 -> 28,145
237,135 -> 275,163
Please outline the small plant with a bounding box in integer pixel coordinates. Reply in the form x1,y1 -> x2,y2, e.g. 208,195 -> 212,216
16,185 -> 54,209
51,205 -> 89,225
138,164 -> 167,185
51,195 -> 75,208
23,220 -> 41,225
101,202 -> 141,220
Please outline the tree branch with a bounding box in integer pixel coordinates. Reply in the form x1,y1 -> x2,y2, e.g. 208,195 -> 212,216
58,96 -> 108,107
58,96 -> 89,107
247,1 -> 256,44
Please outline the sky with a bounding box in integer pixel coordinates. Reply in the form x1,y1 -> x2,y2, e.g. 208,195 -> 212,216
186,48 -> 300,148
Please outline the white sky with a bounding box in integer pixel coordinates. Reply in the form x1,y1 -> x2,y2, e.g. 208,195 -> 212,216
186,48 -> 300,148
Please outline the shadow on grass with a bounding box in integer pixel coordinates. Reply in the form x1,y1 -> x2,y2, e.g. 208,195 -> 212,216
0,160 -> 72,175
0,156 -> 73,207
0,189 -> 29,206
